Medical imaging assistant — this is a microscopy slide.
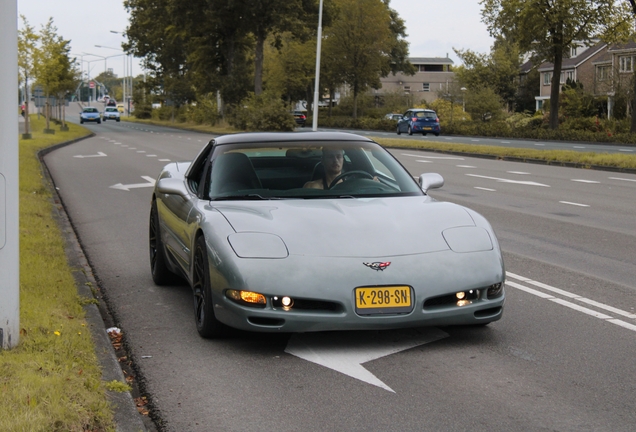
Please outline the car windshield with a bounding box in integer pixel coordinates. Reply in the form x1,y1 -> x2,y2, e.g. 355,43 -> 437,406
83,108 -> 98,113
105,108 -> 117,112
207,140 -> 423,200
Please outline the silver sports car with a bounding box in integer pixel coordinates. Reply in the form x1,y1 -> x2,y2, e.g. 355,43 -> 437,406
149,132 -> 505,338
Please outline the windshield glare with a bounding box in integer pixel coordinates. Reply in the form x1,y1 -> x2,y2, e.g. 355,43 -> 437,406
207,141 -> 422,200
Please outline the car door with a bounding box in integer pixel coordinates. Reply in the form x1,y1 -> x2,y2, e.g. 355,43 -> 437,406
398,111 -> 410,133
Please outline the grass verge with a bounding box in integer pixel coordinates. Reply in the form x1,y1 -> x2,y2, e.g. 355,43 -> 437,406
121,116 -> 636,170
0,116 -> 116,431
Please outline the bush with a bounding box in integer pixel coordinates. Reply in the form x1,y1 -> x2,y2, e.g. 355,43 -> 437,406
228,92 -> 296,132
186,94 -> 221,125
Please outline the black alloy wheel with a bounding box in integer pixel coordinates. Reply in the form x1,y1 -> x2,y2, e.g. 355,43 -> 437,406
408,126 -> 413,135
192,236 -> 227,338
149,201 -> 178,285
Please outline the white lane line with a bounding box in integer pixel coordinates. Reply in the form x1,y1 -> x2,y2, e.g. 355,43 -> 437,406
457,165 -> 476,168
573,146 -> 586,149
136,150 -> 146,153
609,177 -> 636,183
507,281 -> 554,299
146,154 -> 157,157
507,171 -> 530,175
507,271 -> 636,320
608,320 -> 636,332
416,160 -> 433,163
158,159 -> 171,162
501,141 -> 511,144
549,298 -> 613,319
572,179 -> 600,184
466,173 -> 550,187
559,201 -> 590,207
474,187 -> 496,192
535,143 -> 545,146
471,139 -> 480,142
618,149 -> 634,152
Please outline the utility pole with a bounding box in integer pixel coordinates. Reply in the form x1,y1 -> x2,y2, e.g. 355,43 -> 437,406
0,0 -> 20,349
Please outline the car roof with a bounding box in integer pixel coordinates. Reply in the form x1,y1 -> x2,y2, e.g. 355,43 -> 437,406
212,132 -> 375,147
408,108 -> 436,112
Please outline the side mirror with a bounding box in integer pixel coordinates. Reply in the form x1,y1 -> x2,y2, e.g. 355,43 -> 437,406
418,173 -> 444,193
156,177 -> 189,199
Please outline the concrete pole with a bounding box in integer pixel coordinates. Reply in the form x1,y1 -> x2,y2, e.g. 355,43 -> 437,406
0,0 -> 20,349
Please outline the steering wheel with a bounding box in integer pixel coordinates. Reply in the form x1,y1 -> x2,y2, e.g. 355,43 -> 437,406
328,170 -> 374,189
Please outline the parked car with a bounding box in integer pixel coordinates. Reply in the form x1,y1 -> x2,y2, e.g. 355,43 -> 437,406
106,99 -> 117,107
149,132 -> 505,338
80,107 -> 101,124
396,109 -> 441,136
292,111 -> 307,127
102,107 -> 120,122
385,113 -> 402,121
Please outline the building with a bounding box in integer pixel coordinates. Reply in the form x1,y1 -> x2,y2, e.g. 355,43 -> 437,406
377,56 -> 455,104
592,41 -> 636,118
535,41 -> 608,112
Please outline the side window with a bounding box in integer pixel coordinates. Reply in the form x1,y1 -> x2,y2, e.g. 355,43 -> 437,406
186,143 -> 214,197
363,149 -> 395,181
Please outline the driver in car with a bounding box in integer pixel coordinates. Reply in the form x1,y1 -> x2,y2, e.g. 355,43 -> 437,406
303,148 -> 345,189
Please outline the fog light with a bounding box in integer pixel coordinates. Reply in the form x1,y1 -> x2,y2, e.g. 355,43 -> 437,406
281,296 -> 292,307
456,291 -> 466,300
457,299 -> 472,307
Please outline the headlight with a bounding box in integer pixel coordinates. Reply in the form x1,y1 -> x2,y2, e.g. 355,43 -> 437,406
225,289 -> 266,308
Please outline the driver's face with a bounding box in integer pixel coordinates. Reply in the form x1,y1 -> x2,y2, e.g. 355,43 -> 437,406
322,149 -> 344,175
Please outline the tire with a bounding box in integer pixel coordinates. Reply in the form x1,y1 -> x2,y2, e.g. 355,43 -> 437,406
80,119 -> 84,124
116,118 -> 120,122
98,120 -> 101,124
192,236 -> 228,338
408,126 -> 413,136
103,118 -> 106,122
396,125 -> 401,135
434,133 -> 440,137
423,133 -> 427,136
149,201 -> 179,285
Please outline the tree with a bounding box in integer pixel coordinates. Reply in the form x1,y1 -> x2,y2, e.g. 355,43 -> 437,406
18,15 -> 39,136
481,0 -> 631,129
624,0 -> 636,131
323,0 -> 409,118
33,19 -> 77,131
465,86 -> 505,122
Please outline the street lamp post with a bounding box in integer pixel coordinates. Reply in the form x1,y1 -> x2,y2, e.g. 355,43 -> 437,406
312,0 -> 324,131
461,87 -> 467,112
96,44 -> 131,114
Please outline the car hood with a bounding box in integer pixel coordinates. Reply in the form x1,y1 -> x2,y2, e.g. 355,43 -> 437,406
213,197 -> 480,258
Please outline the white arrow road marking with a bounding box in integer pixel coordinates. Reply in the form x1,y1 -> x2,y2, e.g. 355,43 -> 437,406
285,328 -> 448,393
466,173 -> 550,187
74,151 -> 107,159
109,176 -> 156,191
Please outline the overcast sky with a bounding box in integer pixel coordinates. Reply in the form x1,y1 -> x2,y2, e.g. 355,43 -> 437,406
17,0 -> 494,78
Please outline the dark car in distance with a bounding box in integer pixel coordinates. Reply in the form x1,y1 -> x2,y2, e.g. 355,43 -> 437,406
397,109 -> 441,136
292,111 -> 307,127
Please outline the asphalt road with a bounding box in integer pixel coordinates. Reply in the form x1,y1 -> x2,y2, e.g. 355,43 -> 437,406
44,118 -> 636,431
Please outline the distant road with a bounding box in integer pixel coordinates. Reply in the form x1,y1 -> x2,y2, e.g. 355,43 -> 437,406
311,126 -> 636,154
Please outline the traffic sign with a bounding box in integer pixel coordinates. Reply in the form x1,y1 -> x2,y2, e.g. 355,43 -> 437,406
89,81 -> 95,89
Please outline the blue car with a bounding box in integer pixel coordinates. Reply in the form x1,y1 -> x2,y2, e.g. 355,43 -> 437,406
396,109 -> 440,136
80,107 -> 101,124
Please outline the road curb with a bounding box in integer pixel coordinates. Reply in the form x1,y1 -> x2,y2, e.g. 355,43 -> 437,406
38,135 -> 150,432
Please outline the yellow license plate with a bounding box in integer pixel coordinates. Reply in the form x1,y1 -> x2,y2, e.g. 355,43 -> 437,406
423,127 -> 432,130
355,286 -> 413,314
